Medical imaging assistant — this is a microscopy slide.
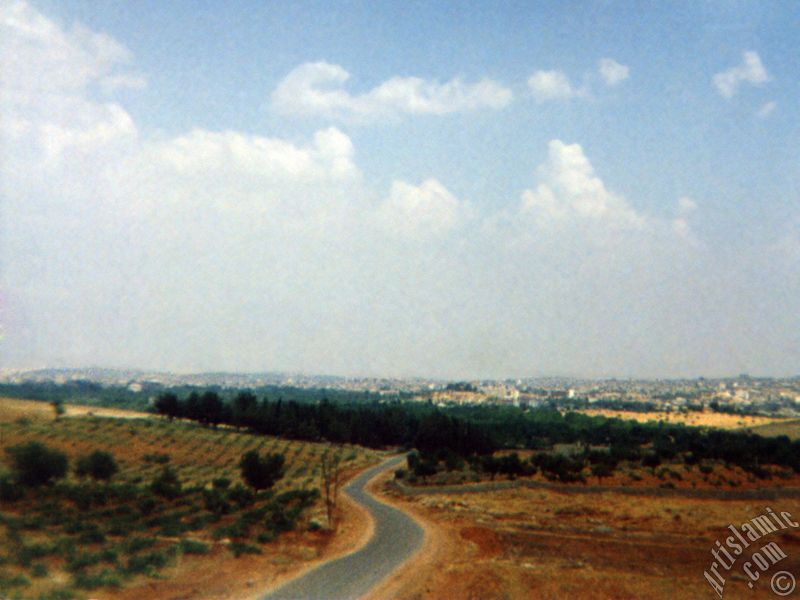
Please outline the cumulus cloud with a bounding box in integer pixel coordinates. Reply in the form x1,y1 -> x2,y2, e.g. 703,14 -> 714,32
713,51 -> 770,98
377,179 -> 466,238
2,1 -> 797,379
527,70 -> 577,102
270,61 -> 512,120
598,58 -> 629,86
521,140 -> 645,228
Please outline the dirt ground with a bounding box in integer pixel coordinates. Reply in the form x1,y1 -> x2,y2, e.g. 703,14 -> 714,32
112,479 -> 375,600
369,472 -> 800,600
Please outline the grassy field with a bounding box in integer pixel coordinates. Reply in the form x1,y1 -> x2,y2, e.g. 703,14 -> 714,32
0,399 -> 382,599
577,408 -> 783,430
746,418 -> 800,440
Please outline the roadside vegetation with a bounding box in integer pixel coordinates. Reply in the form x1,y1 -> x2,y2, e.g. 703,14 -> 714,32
0,409 -> 379,599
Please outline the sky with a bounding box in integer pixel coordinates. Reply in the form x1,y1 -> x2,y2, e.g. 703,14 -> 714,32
1,0 -> 798,379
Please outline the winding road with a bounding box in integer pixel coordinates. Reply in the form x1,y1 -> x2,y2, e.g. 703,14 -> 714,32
263,455 -> 424,600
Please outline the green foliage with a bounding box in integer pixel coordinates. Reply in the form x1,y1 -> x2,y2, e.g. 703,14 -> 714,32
212,477 -> 231,490
72,567 -> 122,590
6,442 -> 68,487
150,466 -> 182,499
227,483 -> 255,509
202,488 -> 231,517
75,450 -> 118,481
124,548 -> 174,575
120,537 -> 156,555
0,569 -> 30,590
178,539 -> 209,555
239,451 -> 285,491
0,474 -> 24,502
230,542 -> 261,557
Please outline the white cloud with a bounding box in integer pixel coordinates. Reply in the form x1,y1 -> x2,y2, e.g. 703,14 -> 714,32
757,101 -> 777,118
0,0 -> 134,94
521,140 -> 645,228
377,179 -> 465,238
598,58 -> 629,86
713,51 -> 770,98
527,70 -> 576,102
2,1 -> 797,379
270,61 -> 512,120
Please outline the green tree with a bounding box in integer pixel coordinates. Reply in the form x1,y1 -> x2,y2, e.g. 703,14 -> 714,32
154,392 -> 180,421
75,450 -> 119,481
51,399 -> 65,420
6,442 -> 68,487
239,451 -> 285,491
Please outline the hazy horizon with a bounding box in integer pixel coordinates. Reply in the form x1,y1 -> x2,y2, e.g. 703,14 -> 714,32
2,2 -> 798,380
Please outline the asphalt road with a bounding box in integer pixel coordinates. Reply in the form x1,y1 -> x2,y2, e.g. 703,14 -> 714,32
263,455 -> 424,600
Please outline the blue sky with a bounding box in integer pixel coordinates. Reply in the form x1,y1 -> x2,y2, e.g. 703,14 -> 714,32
1,1 -> 798,378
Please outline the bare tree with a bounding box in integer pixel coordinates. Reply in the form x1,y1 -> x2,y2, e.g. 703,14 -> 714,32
320,445 -> 343,530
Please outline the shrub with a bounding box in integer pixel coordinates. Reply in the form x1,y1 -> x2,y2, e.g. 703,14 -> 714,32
121,537 -> 156,555
150,466 -> 182,499
179,539 -> 209,555
66,551 -> 101,573
124,549 -> 172,575
212,477 -> 231,490
72,567 -> 122,590
75,451 -> 118,481
230,542 -> 261,558
137,494 -> 158,516
239,451 -> 285,491
77,527 -> 106,545
30,562 -> 48,578
227,483 -> 255,509
5,442 -> 68,487
203,488 -> 231,517
0,475 -> 24,502
0,570 -> 30,589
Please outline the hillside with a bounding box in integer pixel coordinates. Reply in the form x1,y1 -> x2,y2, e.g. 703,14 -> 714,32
0,399 -> 382,599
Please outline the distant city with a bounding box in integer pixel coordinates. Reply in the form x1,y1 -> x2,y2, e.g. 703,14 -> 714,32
2,367 -> 798,418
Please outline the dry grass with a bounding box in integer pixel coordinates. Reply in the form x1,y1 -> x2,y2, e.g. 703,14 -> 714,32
578,408 -> 783,430
377,479 -> 800,599
746,419 -> 800,441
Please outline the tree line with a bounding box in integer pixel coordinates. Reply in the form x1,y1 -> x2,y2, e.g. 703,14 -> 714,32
154,390 -> 800,477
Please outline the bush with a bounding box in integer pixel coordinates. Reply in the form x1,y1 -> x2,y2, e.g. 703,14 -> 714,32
137,494 -> 158,516
212,477 -> 231,490
227,483 -> 255,509
30,562 -> 48,578
121,537 -> 156,555
66,551 -> 101,573
124,549 -> 172,575
143,453 -> 170,464
6,442 -> 68,487
150,466 -> 182,499
203,488 -> 231,517
179,539 -> 209,555
72,568 -> 121,590
75,451 -> 118,481
0,475 -> 24,502
230,542 -> 261,557
239,451 -> 285,491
